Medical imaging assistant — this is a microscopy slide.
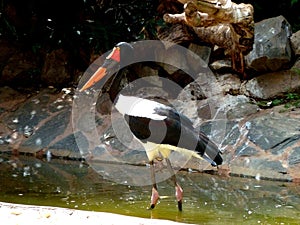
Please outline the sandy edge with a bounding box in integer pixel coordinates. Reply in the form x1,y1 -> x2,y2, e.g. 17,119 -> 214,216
0,201 -> 193,225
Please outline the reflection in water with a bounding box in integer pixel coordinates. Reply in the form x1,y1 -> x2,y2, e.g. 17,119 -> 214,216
0,152 -> 299,224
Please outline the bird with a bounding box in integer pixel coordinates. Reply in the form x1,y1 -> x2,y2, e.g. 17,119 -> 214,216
79,42 -> 223,211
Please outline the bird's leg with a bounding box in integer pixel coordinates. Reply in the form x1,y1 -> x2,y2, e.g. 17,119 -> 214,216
165,158 -> 183,211
149,160 -> 159,209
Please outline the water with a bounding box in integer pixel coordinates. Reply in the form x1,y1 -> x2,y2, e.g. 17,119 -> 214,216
0,152 -> 300,224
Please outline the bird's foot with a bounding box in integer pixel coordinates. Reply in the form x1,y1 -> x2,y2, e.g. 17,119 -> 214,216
149,187 -> 159,209
175,184 -> 183,211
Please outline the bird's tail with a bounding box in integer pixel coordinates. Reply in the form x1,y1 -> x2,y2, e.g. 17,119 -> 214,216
197,131 -> 223,166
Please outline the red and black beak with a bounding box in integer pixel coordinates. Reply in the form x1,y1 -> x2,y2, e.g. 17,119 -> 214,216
79,46 -> 121,92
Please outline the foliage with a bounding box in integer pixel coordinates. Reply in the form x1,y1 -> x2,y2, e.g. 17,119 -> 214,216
291,0 -> 299,6
0,0 -> 158,54
257,93 -> 300,110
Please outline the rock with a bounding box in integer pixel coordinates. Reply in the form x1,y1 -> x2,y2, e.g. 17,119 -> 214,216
217,73 -> 241,95
222,95 -> 258,120
246,114 -> 300,150
4,90 -> 52,135
210,59 -> 233,73
0,86 -> 27,112
41,49 -> 70,87
288,147 -> 300,165
188,43 -> 211,64
48,132 -> 87,158
200,120 -> 240,146
1,50 -> 39,87
235,145 -> 258,157
21,109 -> 71,153
241,68 -> 300,99
245,15 -> 293,72
0,40 -> 17,69
291,30 -> 300,57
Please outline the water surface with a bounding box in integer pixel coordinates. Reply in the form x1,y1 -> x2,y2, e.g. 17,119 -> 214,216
0,153 -> 299,224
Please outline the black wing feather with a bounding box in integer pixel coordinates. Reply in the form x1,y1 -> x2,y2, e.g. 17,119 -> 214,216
125,104 -> 222,166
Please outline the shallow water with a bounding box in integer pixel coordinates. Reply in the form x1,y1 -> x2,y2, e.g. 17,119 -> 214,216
0,152 -> 299,224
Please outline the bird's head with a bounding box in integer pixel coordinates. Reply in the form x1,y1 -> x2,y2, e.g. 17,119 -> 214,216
80,42 -> 134,92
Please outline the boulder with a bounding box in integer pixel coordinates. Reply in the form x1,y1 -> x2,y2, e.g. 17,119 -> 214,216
241,67 -> 300,99
1,50 -> 39,87
291,30 -> 300,57
245,15 -> 293,72
41,49 -> 70,87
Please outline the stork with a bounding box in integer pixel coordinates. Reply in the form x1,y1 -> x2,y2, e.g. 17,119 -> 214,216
79,42 -> 222,211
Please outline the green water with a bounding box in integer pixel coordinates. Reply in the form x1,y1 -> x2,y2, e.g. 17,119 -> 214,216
0,153 -> 299,224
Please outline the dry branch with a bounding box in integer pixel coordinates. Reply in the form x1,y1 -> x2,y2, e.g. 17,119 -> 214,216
162,0 -> 254,77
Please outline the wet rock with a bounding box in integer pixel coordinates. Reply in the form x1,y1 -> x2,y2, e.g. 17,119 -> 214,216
250,158 -> 288,174
290,30 -> 300,57
21,109 -> 71,152
49,132 -> 87,158
230,157 -> 292,181
246,15 -> 293,72
4,91 -> 51,135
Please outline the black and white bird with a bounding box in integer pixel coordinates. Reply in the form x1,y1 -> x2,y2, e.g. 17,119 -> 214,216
79,42 -> 223,211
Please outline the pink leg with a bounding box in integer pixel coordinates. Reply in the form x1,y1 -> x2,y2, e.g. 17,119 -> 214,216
149,161 -> 159,209
166,158 -> 183,211
150,186 -> 159,209
175,183 -> 183,211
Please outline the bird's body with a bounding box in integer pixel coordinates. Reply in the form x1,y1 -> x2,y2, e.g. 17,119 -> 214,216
79,42 -> 223,211
115,94 -> 222,166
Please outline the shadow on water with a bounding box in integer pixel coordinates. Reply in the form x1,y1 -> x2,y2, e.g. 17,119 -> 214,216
0,152 -> 300,224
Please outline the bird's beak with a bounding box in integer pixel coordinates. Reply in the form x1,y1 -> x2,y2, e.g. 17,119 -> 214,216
79,46 -> 121,92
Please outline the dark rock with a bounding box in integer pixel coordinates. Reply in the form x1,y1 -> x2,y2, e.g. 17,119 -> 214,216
250,158 -> 287,174
1,50 -> 39,87
21,109 -> 71,152
200,120 -> 240,146
4,92 -> 51,135
288,147 -> 300,165
49,131 -> 88,158
235,145 -> 258,156
246,15 -> 293,72
271,135 -> 300,155
246,115 -> 300,150
41,49 -> 70,87
0,86 -> 27,112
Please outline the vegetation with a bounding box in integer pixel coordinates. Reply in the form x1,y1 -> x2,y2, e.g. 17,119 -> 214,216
0,0 -> 158,54
0,0 -> 299,55
257,92 -> 300,110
